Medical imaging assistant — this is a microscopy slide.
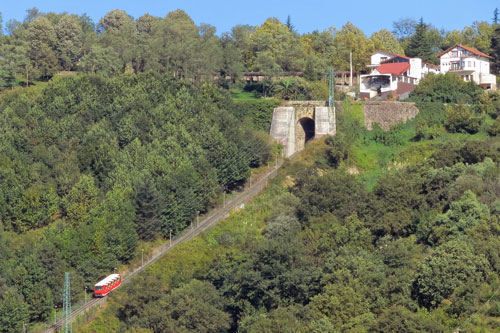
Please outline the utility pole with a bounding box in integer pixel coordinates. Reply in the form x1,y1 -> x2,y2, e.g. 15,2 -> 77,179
84,286 -> 88,304
63,272 -> 72,333
141,248 -> 144,267
169,229 -> 172,247
197,211 -> 200,227
223,191 -> 226,208
328,67 -> 337,135
275,152 -> 278,169
349,51 -> 353,87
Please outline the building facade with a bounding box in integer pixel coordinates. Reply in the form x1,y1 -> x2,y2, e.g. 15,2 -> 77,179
360,51 -> 439,100
438,44 -> 496,90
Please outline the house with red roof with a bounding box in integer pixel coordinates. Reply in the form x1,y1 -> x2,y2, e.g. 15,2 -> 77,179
360,51 -> 439,100
438,44 -> 496,90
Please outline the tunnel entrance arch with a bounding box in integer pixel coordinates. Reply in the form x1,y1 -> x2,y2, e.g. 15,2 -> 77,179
296,117 -> 315,152
269,102 -> 336,157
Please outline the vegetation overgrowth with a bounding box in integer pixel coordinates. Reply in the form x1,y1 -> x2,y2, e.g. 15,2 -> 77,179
0,72 -> 276,332
78,84 -> 500,332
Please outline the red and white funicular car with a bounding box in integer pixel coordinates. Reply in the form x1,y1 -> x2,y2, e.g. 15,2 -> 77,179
93,274 -> 121,297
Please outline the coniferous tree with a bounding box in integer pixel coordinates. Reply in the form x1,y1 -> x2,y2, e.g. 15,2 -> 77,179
405,18 -> 435,63
491,25 -> 500,73
133,177 -> 163,241
493,8 -> 499,25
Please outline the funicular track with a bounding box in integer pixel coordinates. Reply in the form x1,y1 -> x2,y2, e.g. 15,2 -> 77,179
42,162 -> 283,333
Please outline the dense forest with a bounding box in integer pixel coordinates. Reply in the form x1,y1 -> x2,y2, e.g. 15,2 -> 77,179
0,73 -> 275,332
1,8 -> 500,94
75,75 -> 500,332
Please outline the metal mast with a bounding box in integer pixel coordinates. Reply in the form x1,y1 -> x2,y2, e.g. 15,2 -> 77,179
328,67 -> 335,107
63,272 -> 72,333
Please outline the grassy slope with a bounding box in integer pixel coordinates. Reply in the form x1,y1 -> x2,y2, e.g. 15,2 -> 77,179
230,89 -> 261,101
80,100 -> 500,332
80,172 -> 292,332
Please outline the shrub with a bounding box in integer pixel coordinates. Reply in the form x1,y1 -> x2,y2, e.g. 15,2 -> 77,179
410,73 -> 484,104
415,119 -> 443,140
489,117 -> 500,136
444,103 -> 482,134
309,81 -> 329,100
232,99 -> 281,132
325,133 -> 350,167
370,123 -> 403,146
271,77 -> 311,100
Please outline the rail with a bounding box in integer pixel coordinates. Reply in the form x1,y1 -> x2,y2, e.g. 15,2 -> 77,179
41,161 -> 284,333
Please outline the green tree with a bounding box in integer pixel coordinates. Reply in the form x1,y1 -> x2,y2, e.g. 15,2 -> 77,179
78,45 -> 122,76
332,22 -> 374,72
490,25 -> 500,74
428,190 -> 489,245
133,177 -> 163,241
62,174 -> 98,224
405,18 -> 435,63
251,18 -> 303,72
55,14 -> 83,70
373,306 -> 444,332
444,103 -> 482,134
142,280 -> 231,333
25,16 -> 59,79
413,239 -> 488,308
370,29 -> 405,55
0,287 -> 30,333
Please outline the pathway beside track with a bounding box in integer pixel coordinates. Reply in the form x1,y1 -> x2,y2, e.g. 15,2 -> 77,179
42,161 -> 283,333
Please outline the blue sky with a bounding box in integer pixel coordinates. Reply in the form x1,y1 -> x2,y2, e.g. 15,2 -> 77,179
1,0 -> 498,35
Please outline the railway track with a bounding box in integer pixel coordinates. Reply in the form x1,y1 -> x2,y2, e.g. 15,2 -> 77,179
42,163 -> 282,332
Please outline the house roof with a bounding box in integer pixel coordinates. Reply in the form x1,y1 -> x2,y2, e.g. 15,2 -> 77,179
437,44 -> 492,59
424,62 -> 440,69
375,62 -> 410,76
374,50 -> 410,60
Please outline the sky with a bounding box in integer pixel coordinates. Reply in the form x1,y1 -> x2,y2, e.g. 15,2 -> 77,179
1,0 -> 499,35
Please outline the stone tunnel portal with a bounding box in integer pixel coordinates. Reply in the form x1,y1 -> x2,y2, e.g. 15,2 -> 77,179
297,117 -> 315,151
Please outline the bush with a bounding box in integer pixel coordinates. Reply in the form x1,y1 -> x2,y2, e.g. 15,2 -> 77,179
309,81 -> 329,100
415,119 -> 443,140
410,73 -> 484,104
271,77 -> 311,100
325,133 -> 350,167
489,117 -> 500,136
444,103 -> 482,134
232,99 -> 281,132
370,123 -> 403,146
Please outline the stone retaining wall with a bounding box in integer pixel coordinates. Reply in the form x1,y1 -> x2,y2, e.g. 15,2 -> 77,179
362,101 -> 419,130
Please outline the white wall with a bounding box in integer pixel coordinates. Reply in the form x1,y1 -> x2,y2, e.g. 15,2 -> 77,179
409,58 -> 422,80
370,52 -> 394,66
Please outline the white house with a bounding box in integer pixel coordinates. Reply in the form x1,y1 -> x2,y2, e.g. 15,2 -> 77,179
360,51 -> 439,100
438,44 -> 496,90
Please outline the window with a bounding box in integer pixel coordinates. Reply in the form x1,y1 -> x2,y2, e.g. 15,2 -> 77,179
468,61 -> 471,67
452,50 -> 458,57
95,286 -> 101,290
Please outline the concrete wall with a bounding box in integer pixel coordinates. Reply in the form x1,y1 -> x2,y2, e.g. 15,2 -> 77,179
362,101 -> 419,130
270,101 -> 337,157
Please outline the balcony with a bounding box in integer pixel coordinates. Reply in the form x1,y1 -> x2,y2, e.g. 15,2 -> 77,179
480,74 -> 496,85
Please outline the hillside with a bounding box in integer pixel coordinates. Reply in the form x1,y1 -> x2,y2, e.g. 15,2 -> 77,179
0,73 -> 277,332
79,84 -> 500,332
